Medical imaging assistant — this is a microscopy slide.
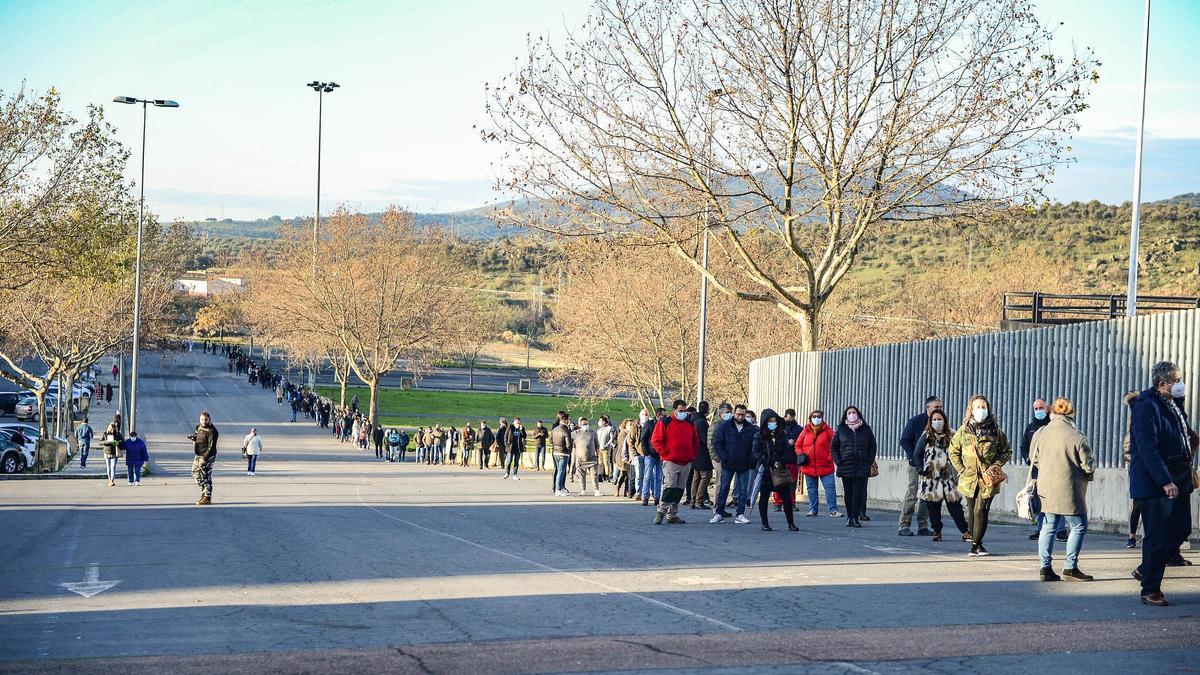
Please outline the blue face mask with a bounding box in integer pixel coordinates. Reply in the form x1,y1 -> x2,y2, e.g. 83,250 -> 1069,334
1033,410 -> 1047,420
767,422 -> 778,431
722,412 -> 733,422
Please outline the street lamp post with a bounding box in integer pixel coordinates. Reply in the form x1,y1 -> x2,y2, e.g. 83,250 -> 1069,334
1125,0 -> 1152,318
112,96 -> 179,435
306,81 -> 339,271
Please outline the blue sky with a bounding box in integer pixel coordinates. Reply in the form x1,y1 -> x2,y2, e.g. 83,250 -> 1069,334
1,0 -> 1196,220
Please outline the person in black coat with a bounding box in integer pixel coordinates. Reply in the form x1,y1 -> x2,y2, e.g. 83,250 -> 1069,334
831,405 -> 877,528
639,409 -> 663,506
898,396 -> 939,536
710,404 -> 758,523
478,422 -> 495,470
753,410 -> 799,531
688,401 -> 714,509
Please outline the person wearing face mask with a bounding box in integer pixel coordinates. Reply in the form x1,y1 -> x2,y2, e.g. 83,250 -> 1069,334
1022,398 -> 1066,542
753,410 -> 799,531
898,396 -> 939,537
710,404 -> 757,524
831,406 -> 877,528
688,401 -> 714,510
596,416 -> 616,483
948,395 -> 1013,556
639,408 -> 665,507
651,399 -> 700,524
614,419 -> 636,497
708,403 -> 733,479
1030,398 -> 1095,582
797,409 -> 839,517
1128,361 -> 1195,606
629,410 -> 649,500
571,416 -> 601,496
914,409 -> 969,542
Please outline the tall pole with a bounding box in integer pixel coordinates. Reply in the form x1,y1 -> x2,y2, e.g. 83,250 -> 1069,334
1126,0 -> 1152,318
313,89 -> 323,274
696,224 -> 710,405
129,102 -> 148,434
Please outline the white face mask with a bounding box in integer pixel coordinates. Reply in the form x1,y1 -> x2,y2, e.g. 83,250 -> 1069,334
1171,381 -> 1186,398
931,420 -> 945,432
811,417 -> 823,426
639,414 -> 649,423
972,407 -> 988,423
846,412 -> 859,423
675,411 -> 687,421
580,423 -> 589,431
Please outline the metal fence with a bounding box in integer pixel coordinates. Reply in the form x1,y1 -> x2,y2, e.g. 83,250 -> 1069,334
749,309 -> 1200,469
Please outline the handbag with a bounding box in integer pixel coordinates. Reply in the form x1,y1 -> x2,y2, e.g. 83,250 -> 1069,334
770,464 -> 795,489
869,461 -> 879,478
981,462 -> 1008,487
796,452 -> 810,467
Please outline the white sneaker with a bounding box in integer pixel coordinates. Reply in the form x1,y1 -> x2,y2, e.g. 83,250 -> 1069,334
512,476 -> 520,481
250,472 -> 255,476
593,490 -> 602,497
127,482 -> 134,486
709,513 -> 726,524
503,473 -> 509,479
734,514 -> 750,525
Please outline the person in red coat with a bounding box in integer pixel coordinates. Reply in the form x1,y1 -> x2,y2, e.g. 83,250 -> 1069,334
796,409 -> 840,517
651,398 -> 700,525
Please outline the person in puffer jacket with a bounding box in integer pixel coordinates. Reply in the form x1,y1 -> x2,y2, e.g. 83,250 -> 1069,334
796,409 -> 839,517
651,399 -> 699,525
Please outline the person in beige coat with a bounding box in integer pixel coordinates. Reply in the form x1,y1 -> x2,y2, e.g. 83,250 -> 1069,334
1031,398 -> 1095,582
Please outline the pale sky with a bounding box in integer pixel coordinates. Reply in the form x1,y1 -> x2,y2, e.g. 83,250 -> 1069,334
1,0 -> 1197,221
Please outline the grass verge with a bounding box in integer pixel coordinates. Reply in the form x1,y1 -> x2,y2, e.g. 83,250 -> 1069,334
317,386 -> 642,429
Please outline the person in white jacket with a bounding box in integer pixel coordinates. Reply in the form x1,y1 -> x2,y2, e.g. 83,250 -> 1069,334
243,428 -> 264,476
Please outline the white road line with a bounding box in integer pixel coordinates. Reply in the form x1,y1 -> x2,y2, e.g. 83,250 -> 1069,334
355,483 -> 742,633
37,514 -> 84,657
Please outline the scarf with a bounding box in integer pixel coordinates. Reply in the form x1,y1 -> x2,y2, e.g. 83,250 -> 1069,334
846,417 -> 863,431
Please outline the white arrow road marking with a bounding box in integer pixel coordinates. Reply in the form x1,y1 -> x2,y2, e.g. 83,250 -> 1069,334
58,563 -> 121,598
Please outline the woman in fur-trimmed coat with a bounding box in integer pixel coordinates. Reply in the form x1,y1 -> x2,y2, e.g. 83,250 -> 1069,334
918,409 -> 970,543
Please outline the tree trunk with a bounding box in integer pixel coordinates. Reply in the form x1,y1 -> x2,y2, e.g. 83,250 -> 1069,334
367,377 -> 379,427
797,307 -> 819,352
35,391 -> 48,439
468,357 -> 475,390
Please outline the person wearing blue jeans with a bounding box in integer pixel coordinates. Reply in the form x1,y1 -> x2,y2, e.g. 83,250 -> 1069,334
1039,514 -> 1087,575
713,467 -> 751,519
805,474 -> 839,515
640,455 -> 662,505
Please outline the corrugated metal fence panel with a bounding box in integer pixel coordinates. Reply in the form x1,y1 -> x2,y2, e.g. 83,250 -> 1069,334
747,309 -> 1199,469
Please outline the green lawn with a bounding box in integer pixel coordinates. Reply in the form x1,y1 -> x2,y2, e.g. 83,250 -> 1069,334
316,386 -> 641,430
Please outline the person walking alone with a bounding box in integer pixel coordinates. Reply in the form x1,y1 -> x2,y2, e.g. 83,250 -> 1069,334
1031,398 -> 1095,582
189,411 -> 219,505
651,399 -> 699,524
831,406 -> 876,529
948,395 -> 1012,557
243,428 -> 263,476
74,417 -> 93,469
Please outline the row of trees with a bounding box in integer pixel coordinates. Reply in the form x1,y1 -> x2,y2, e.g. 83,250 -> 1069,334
0,86 -> 186,440
243,209 -> 497,425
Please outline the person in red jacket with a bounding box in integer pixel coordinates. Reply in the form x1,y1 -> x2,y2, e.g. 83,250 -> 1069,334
797,409 -> 840,517
652,398 -> 700,525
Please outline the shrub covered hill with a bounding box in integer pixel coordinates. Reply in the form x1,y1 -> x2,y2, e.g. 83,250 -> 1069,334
181,196 -> 1200,302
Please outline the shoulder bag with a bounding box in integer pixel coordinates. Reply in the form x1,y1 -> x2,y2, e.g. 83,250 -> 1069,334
770,464 -> 795,490
981,462 -> 1008,487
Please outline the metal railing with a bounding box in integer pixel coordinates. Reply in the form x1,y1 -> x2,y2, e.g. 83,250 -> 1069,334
1003,292 -> 1200,325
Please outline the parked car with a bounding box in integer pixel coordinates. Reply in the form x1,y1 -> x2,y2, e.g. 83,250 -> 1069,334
0,437 -> 32,474
0,428 -> 36,454
0,392 -> 20,416
14,396 -> 61,422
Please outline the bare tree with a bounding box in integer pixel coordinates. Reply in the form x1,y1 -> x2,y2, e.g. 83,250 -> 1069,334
485,0 -> 1097,350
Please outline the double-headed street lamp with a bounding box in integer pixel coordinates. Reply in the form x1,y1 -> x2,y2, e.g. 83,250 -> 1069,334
306,81 -> 339,269
112,96 -> 179,436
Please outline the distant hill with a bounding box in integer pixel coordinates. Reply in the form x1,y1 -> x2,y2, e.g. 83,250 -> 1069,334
182,192 -> 1200,241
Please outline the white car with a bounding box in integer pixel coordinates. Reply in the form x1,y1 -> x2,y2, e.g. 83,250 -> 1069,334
0,438 -> 33,473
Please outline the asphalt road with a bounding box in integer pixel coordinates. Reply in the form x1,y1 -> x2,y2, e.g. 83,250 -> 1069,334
0,350 -> 1197,673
